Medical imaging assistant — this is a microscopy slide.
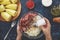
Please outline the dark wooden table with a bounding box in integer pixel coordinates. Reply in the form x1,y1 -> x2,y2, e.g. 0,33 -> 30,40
0,0 -> 60,40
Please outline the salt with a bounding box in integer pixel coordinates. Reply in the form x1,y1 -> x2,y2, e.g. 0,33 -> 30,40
42,0 -> 52,7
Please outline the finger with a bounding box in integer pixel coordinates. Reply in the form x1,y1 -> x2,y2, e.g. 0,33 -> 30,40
17,25 -> 20,32
22,27 -> 26,32
39,26 -> 45,30
44,18 -> 51,27
17,25 -> 22,34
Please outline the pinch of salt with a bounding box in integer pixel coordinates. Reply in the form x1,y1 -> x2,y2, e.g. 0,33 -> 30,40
36,18 -> 46,27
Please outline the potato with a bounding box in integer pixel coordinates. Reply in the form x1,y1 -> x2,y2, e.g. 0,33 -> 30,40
0,0 -> 3,2
11,0 -> 17,4
0,5 -> 5,12
1,12 -> 12,21
1,0 -> 11,5
6,9 -> 17,17
0,2 -> 1,4
5,4 -> 17,10
0,1 -> 2,4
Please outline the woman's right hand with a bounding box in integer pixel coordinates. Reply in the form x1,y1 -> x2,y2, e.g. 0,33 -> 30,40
40,18 -> 52,40
41,18 -> 51,35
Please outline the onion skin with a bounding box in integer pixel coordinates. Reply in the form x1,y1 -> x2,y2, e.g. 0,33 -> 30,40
53,17 -> 60,23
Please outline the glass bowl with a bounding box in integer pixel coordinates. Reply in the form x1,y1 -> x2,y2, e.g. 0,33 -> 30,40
17,11 -> 44,39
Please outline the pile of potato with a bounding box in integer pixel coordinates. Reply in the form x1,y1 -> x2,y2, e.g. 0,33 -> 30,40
0,0 -> 17,21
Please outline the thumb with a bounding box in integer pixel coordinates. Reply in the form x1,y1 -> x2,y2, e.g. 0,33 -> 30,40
17,25 -> 22,35
40,26 -> 45,31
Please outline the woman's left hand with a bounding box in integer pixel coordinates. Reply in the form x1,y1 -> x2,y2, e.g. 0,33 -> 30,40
16,25 -> 22,40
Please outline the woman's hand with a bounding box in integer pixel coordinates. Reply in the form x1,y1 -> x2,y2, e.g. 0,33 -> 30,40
16,25 -> 22,40
40,18 -> 52,40
41,18 -> 51,35
16,23 -> 26,40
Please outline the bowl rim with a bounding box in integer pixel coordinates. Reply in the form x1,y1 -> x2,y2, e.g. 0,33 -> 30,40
17,11 -> 44,39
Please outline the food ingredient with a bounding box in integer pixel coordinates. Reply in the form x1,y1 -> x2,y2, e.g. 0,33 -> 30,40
51,5 -> 60,16
0,0 -> 11,5
1,12 -> 12,21
0,5 -> 5,12
5,4 -> 17,10
33,15 -> 46,27
11,0 -> 17,4
0,0 -> 18,22
53,17 -> 60,23
6,9 -> 16,17
25,27 -> 40,36
26,0 -> 35,9
42,0 -> 52,7
20,12 -> 46,36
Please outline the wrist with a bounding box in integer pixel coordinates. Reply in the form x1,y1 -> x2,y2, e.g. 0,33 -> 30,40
44,32 -> 51,36
16,35 -> 22,40
45,33 -> 50,36
45,33 -> 52,40
45,34 -> 51,38
46,36 -> 52,40
17,34 -> 22,38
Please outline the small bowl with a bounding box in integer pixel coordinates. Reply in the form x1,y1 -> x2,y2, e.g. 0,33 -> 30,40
17,11 -> 44,39
0,0 -> 21,22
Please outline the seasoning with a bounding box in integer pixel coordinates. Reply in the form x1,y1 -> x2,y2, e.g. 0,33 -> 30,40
51,5 -> 60,16
26,0 -> 35,9
42,0 -> 52,7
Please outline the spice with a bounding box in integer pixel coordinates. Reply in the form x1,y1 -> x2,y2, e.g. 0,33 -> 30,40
26,0 -> 35,9
42,0 -> 52,7
51,5 -> 60,16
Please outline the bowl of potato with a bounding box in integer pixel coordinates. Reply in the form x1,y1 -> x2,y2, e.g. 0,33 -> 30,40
0,0 -> 21,22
